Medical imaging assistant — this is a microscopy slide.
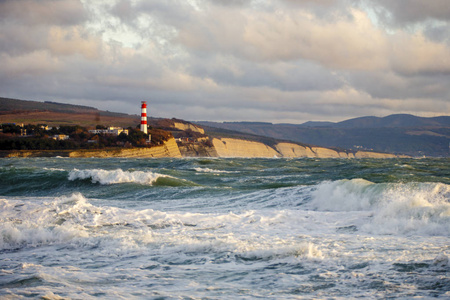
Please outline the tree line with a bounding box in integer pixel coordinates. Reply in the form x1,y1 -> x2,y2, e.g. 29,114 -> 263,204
0,124 -> 173,151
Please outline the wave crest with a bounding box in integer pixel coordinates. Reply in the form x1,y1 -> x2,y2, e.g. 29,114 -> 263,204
68,168 -> 168,185
310,179 -> 450,236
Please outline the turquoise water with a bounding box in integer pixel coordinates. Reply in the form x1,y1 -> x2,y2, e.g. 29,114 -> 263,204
0,157 -> 449,298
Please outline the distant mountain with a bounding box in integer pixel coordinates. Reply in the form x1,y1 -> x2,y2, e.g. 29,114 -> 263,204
332,114 -> 450,128
292,114 -> 450,128
298,121 -> 335,127
196,114 -> 450,157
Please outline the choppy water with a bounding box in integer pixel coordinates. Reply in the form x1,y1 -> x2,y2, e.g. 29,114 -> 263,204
0,157 -> 449,299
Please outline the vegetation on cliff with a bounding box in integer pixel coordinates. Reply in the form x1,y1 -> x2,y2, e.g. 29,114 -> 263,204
0,123 -> 172,151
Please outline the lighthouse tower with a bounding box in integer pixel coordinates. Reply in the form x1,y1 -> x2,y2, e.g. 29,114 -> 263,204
140,101 -> 148,134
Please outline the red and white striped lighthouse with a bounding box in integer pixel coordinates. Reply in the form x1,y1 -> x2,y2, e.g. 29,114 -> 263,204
140,101 -> 148,134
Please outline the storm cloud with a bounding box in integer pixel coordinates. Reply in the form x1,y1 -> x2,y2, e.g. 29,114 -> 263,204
0,0 -> 448,123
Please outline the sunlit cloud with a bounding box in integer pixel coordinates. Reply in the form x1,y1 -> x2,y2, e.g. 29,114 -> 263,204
0,0 -> 448,123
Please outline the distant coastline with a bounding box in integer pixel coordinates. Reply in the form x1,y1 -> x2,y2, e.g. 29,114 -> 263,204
1,97 -> 426,158
0,137 -> 407,159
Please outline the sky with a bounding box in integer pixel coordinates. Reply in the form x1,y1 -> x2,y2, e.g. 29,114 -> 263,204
1,0 -> 449,123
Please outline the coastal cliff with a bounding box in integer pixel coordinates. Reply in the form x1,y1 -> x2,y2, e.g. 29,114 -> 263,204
212,138 -> 279,157
178,143 -> 218,157
1,138 -> 182,158
172,122 -> 205,134
0,137 -> 403,159
209,138 -> 401,158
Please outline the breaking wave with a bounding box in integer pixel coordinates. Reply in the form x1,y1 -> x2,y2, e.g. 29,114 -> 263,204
0,193 -> 324,263
310,179 -> 450,236
68,168 -> 170,185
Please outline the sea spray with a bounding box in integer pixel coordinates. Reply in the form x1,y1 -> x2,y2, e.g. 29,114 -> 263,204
68,168 -> 168,185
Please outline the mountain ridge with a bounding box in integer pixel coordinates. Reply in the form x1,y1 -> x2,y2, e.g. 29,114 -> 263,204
196,115 -> 450,157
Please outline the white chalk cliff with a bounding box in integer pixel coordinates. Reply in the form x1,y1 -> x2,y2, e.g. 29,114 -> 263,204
209,138 -> 401,158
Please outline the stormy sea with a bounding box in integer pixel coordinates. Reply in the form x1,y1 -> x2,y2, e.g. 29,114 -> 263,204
0,157 -> 449,299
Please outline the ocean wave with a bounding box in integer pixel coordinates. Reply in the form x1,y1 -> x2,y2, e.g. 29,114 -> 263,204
68,168 -> 170,185
0,193 -> 324,261
194,167 -> 237,174
310,179 -> 450,236
43,167 -> 66,172
0,194 -> 91,251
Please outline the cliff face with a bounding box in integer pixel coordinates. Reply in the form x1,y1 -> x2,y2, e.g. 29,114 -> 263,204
210,138 -> 400,159
0,137 -> 403,159
172,122 -> 205,134
178,143 -> 218,157
275,143 -> 316,158
69,138 -> 182,158
212,138 -> 280,157
1,138 -> 182,158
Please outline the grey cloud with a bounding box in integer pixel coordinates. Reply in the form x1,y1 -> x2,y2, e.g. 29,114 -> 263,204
176,7 -> 388,70
110,0 -> 135,21
0,0 -> 98,58
424,23 -> 450,44
0,23 -> 48,55
188,55 -> 343,92
206,0 -> 252,7
0,0 -> 87,26
347,71 -> 450,101
369,0 -> 450,25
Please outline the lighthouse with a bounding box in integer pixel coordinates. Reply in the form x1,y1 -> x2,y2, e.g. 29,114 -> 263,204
141,101 -> 148,134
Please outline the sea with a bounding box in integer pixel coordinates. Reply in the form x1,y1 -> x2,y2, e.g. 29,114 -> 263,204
0,157 -> 449,299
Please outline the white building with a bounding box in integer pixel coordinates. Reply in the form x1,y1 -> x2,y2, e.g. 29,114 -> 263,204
88,127 -> 129,136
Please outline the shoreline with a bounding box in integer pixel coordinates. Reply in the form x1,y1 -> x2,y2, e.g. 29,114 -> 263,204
0,138 -> 182,158
0,137 -> 410,159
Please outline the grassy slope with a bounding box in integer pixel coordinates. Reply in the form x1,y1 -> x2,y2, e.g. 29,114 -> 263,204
0,97 -> 139,128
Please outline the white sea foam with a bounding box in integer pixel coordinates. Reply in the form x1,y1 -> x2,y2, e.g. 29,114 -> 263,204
194,167 -> 236,174
310,179 -> 450,236
0,194 -> 94,251
68,168 -> 169,185
1,189 -> 448,299
0,193 -> 325,263
43,167 -> 65,172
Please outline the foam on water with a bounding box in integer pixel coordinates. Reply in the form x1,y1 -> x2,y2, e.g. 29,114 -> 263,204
310,179 -> 450,236
0,193 -> 324,263
68,168 -> 169,185
194,167 -> 236,174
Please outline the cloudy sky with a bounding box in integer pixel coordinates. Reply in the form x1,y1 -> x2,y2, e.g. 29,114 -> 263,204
1,0 -> 449,123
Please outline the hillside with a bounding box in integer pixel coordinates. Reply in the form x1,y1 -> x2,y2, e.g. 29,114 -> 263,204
0,97 -> 140,128
197,115 -> 450,157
